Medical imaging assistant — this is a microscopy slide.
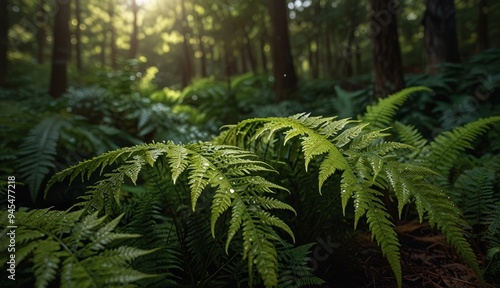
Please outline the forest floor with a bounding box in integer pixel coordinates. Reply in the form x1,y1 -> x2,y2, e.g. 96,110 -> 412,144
353,221 -> 495,288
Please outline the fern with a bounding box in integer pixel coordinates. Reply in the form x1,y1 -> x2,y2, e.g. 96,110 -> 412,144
221,112 -> 483,287
453,167 -> 496,227
359,86 -> 432,130
277,242 -> 325,287
423,116 -> 500,175
45,141 -> 295,287
0,208 -> 155,287
18,116 -> 67,200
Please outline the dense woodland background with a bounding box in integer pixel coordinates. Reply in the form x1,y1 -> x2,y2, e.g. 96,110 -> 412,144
1,0 -> 500,287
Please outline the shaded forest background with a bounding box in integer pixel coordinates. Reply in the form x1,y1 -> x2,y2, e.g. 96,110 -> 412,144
1,0 -> 500,287
1,0 -> 499,97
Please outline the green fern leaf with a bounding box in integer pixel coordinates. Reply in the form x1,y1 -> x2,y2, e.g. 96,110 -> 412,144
33,239 -> 61,288
360,86 -> 432,129
18,116 -> 65,200
424,116 -> 500,174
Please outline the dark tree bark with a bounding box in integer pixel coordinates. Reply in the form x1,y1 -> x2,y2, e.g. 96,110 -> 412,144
325,27 -> 333,78
0,0 -> 8,84
49,0 -> 71,98
243,27 -> 257,74
268,0 -> 297,101
423,0 -> 461,66
260,34 -> 268,73
75,0 -> 82,71
476,0 -> 488,52
370,0 -> 405,97
108,1 -> 117,69
36,0 -> 47,64
179,0 -> 192,88
193,13 -> 207,77
129,0 -> 138,58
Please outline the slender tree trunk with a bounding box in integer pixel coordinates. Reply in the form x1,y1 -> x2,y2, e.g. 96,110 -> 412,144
100,40 -> 106,67
476,0 -> 488,52
325,27 -> 333,78
224,40 -> 237,78
268,0 -> 297,101
179,0 -> 192,87
370,0 -> 405,97
49,0 -> 71,98
108,1 -> 117,69
35,0 -> 47,64
129,0 -> 138,58
0,0 -> 8,84
243,27 -> 257,74
75,0 -> 82,71
193,14 -> 207,77
423,0 -> 461,66
343,30 -> 354,78
260,34 -> 268,73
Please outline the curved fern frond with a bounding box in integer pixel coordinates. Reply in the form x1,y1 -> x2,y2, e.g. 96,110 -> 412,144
453,167 -> 496,227
222,113 -> 405,286
424,116 -> 500,175
359,86 -> 432,130
18,116 -> 67,200
221,112 -> 484,287
0,209 -> 155,288
45,141 -> 295,287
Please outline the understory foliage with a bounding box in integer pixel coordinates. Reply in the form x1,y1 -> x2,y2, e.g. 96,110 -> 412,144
1,86 -> 499,287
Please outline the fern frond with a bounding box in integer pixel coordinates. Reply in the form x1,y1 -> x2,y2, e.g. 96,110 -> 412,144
277,242 -> 325,288
221,113 -> 483,287
0,208 -> 155,288
453,167 -> 495,227
360,86 -> 432,130
424,116 -> 500,174
393,121 -> 427,153
46,141 -> 294,288
18,116 -> 66,199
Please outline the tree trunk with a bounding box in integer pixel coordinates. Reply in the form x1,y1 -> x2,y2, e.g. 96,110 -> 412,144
243,27 -> 257,74
370,0 -> 405,97
75,0 -> 82,71
268,0 -> 297,102
193,13 -> 207,78
476,0 -> 488,52
35,0 -> 47,64
260,34 -> 268,73
325,27 -> 334,78
129,0 -> 138,58
179,0 -> 192,88
0,0 -> 7,84
423,0 -> 461,66
49,0 -> 71,98
108,1 -> 117,69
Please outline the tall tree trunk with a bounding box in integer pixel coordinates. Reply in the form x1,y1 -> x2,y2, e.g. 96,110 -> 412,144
0,0 -> 8,84
243,27 -> 257,74
325,29 -> 332,78
476,0 -> 488,52
423,0 -> 461,66
343,29 -> 354,78
179,0 -> 192,88
260,34 -> 268,73
36,0 -> 47,64
49,0 -> 71,98
75,0 -> 82,71
268,0 -> 297,101
108,1 -> 117,69
370,0 -> 405,97
100,40 -> 106,67
129,0 -> 138,58
193,13 -> 207,77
